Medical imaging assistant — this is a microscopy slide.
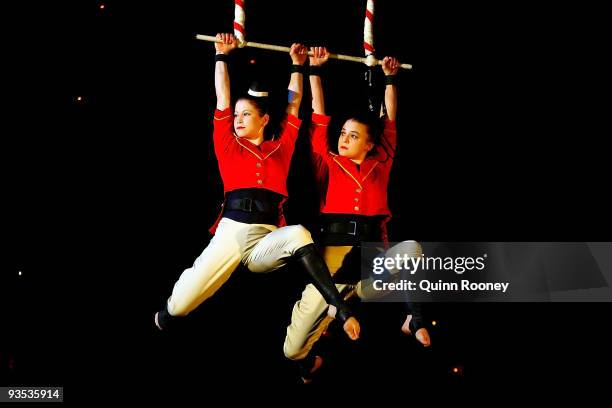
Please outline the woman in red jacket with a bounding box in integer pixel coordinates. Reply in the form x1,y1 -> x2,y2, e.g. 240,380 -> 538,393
154,34 -> 359,342
283,47 -> 430,383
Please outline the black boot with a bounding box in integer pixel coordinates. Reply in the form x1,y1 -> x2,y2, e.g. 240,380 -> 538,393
154,305 -> 180,331
406,301 -> 425,332
293,244 -> 354,324
403,302 -> 431,347
298,353 -> 323,384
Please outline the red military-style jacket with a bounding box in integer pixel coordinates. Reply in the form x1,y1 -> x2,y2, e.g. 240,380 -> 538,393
209,108 -> 302,234
310,112 -> 397,242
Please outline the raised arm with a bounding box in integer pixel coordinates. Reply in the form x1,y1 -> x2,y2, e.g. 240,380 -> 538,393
309,47 -> 329,115
308,46 -> 332,166
381,56 -> 400,121
215,33 -> 238,111
286,43 -> 308,117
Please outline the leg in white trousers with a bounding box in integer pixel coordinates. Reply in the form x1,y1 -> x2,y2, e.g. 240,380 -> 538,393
167,218 -> 313,317
283,240 -> 422,360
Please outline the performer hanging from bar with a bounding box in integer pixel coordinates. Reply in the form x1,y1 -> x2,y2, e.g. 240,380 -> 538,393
362,0 -> 430,349
153,33 -> 360,342
283,46 -> 430,384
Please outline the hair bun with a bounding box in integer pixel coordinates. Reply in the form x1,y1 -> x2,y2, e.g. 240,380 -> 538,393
247,81 -> 269,97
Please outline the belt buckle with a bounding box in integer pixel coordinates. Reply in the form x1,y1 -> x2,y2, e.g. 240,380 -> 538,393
348,221 -> 357,236
244,198 -> 253,212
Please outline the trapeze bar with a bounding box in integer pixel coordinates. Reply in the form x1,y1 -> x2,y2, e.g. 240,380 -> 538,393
195,34 -> 413,70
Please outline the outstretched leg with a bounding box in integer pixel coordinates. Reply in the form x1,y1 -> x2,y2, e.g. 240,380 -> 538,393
154,218 -> 246,330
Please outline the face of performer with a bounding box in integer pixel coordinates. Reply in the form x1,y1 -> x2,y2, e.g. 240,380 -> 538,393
338,118 -> 374,163
234,99 -> 269,145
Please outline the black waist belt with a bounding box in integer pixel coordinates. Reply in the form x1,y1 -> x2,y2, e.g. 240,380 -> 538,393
226,198 -> 277,214
321,220 -> 379,237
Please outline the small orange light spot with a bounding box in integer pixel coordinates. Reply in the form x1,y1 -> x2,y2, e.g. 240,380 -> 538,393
453,367 -> 459,373
76,96 -> 82,101
432,320 -> 437,326
99,4 -> 106,10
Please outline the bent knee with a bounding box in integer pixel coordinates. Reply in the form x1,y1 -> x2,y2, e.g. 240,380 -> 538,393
284,225 -> 314,250
396,240 -> 423,258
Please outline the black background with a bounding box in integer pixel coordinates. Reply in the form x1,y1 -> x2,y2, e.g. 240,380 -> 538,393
3,0 -> 611,402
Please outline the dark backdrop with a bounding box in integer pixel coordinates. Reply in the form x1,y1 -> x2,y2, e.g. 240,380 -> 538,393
3,0 -> 610,401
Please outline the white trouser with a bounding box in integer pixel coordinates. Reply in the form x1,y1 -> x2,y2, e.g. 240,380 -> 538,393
167,217 -> 313,317
283,240 -> 422,360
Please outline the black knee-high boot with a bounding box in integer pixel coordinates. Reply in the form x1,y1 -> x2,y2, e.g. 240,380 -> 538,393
293,243 -> 354,324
